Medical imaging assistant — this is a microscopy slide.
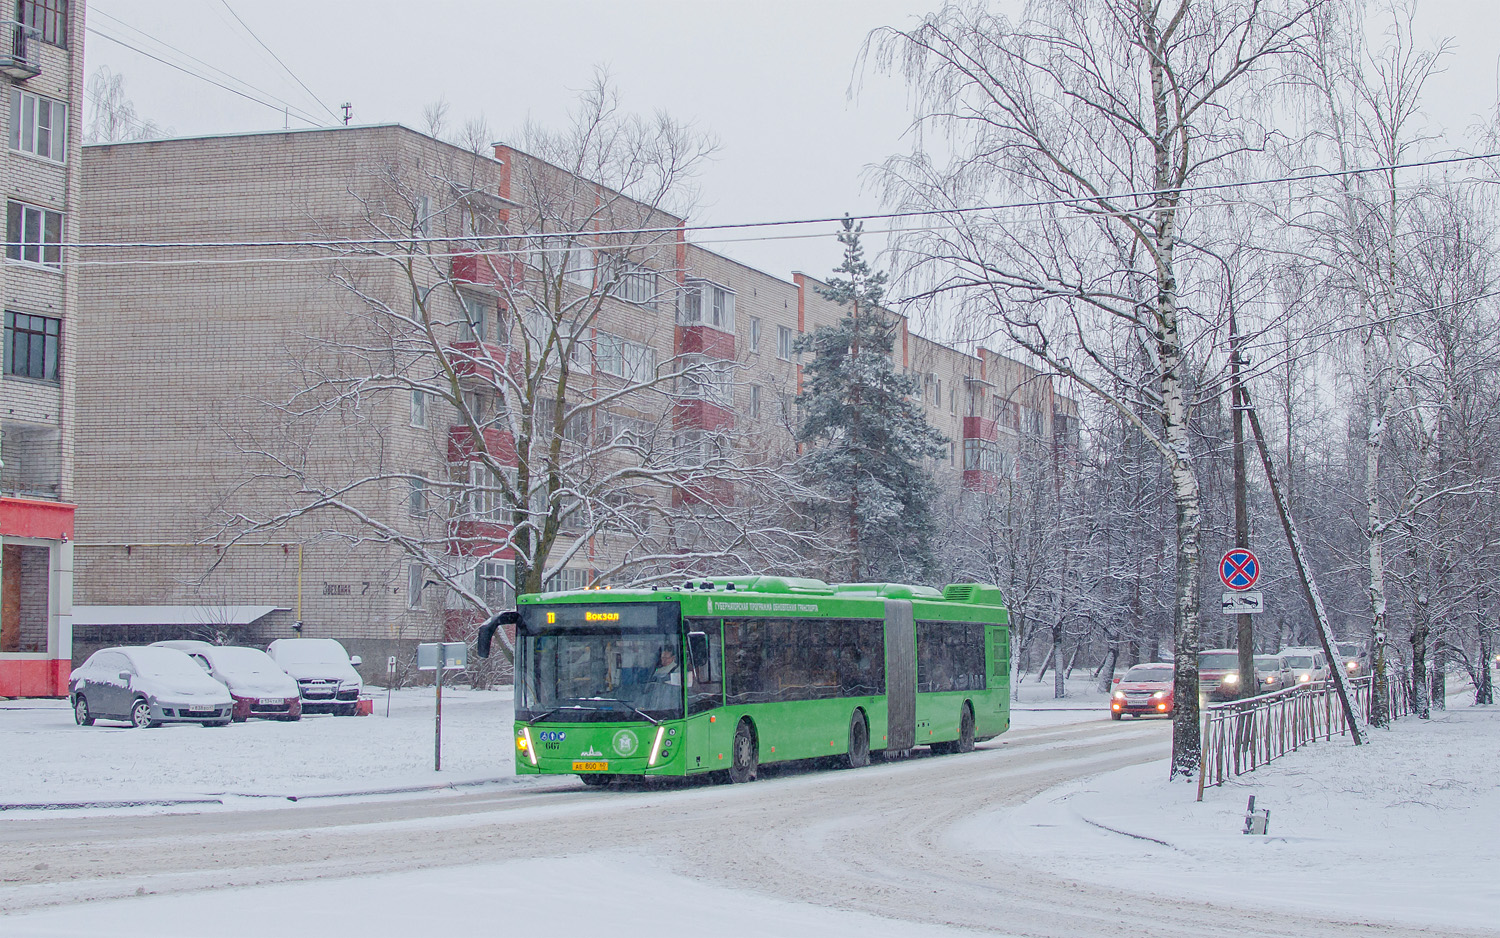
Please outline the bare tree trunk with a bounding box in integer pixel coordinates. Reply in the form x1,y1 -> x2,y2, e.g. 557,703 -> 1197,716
1096,645 -> 1119,693
1429,638 -> 1446,711
1411,609 -> 1430,720
1478,620 -> 1494,706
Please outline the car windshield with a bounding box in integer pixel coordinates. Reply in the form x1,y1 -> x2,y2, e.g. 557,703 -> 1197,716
516,602 -> 683,722
273,640 -> 348,666
1285,655 -> 1315,669
1337,643 -> 1359,657
129,648 -> 215,682
1254,656 -> 1280,669
210,647 -> 281,676
1199,653 -> 1238,670
1123,666 -> 1172,682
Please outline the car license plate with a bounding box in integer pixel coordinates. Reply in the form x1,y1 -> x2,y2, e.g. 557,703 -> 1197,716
259,698 -> 284,707
187,709 -> 214,716
572,761 -> 609,772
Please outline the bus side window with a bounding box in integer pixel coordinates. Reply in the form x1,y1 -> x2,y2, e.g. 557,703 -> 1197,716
686,618 -> 722,714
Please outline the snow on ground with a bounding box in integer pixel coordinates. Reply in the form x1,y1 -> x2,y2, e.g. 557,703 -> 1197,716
962,685 -> 1500,932
0,687 -> 518,808
5,852 -> 974,938
1009,673 -> 1119,728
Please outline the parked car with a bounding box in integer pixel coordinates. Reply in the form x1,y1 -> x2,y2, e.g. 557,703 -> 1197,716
1279,647 -> 1330,685
69,646 -> 234,728
1197,649 -> 1244,701
1254,654 -> 1293,693
266,638 -> 363,715
1110,663 -> 1174,719
153,640 -> 302,722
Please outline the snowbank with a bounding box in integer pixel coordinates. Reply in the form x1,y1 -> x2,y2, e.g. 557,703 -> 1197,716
0,688 -> 518,809
963,691 -> 1500,932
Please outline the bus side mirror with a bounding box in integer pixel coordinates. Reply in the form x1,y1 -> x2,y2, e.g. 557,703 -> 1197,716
476,610 -> 519,659
687,631 -> 711,684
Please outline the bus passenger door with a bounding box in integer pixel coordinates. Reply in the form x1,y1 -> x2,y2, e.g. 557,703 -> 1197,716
683,618 -> 723,772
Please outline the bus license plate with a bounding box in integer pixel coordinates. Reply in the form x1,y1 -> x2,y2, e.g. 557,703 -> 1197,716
573,761 -> 609,772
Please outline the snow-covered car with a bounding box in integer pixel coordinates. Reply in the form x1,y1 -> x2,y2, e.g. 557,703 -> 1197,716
1279,647 -> 1330,685
153,640 -> 302,722
266,638 -> 363,715
1254,654 -> 1294,693
69,646 -> 235,728
1197,649 -> 1245,701
1110,663 -> 1174,719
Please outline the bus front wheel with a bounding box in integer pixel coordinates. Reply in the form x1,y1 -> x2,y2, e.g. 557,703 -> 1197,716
845,710 -> 870,769
729,720 -> 758,783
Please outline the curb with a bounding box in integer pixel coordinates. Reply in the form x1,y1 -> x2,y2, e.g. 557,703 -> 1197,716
0,775 -> 519,812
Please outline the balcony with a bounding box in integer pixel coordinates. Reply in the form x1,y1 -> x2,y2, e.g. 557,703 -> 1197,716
447,425 -> 517,464
452,252 -> 513,290
0,21 -> 41,80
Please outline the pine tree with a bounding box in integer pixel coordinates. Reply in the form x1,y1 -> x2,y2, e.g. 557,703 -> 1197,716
795,218 -> 948,583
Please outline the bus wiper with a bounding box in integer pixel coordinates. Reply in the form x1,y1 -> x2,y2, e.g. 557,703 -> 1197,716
575,697 -> 660,724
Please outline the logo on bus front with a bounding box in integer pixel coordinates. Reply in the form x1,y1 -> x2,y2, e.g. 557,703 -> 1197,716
612,729 -> 639,756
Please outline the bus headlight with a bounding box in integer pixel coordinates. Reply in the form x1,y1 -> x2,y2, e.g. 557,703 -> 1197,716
518,727 -> 538,765
647,725 -> 667,766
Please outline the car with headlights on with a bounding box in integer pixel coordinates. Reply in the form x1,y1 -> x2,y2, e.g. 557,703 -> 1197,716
1197,649 -> 1246,701
1254,654 -> 1294,693
153,640 -> 302,722
1278,647 -> 1330,686
266,638 -> 363,715
1110,663 -> 1174,719
69,646 -> 235,728
1335,640 -> 1368,678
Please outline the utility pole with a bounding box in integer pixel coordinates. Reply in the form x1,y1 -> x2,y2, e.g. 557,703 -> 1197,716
1230,304 -> 1254,697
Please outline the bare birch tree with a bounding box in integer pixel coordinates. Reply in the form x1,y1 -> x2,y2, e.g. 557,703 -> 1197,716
869,0 -> 1320,777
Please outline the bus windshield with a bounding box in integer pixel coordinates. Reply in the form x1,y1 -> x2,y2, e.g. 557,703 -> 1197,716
516,602 -> 684,722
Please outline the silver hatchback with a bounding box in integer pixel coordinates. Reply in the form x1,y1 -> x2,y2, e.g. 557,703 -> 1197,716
69,646 -> 235,728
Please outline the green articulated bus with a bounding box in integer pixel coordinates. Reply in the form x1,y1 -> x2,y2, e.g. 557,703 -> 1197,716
509,576 -> 1010,785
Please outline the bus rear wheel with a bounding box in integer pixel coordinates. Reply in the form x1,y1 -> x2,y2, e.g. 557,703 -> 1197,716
728,720 -> 758,783
932,703 -> 976,755
845,710 -> 870,769
578,774 -> 613,788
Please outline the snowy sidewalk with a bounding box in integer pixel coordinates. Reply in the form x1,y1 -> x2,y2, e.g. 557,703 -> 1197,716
964,690 -> 1500,933
1,688 -> 519,811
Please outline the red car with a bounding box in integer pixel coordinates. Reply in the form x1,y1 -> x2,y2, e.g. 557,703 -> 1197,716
1110,663 -> 1174,719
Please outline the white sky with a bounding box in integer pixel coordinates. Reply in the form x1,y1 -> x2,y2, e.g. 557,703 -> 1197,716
83,1 -> 1500,289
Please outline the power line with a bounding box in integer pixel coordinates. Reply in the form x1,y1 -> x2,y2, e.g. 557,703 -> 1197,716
216,0 -> 341,122
40,149 -> 1500,253
87,26 -> 324,128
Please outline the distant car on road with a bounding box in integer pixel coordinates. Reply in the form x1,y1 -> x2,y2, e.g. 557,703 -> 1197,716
1335,640 -> 1368,678
69,646 -> 235,728
153,640 -> 302,722
1197,649 -> 1245,701
1254,654 -> 1294,693
266,638 -> 363,715
1278,647 -> 1330,685
1110,663 -> 1174,719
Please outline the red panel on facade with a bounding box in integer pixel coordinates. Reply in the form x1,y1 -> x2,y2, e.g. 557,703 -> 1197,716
449,341 -> 521,384
448,521 -> 516,558
0,498 -> 74,540
673,400 -> 735,432
674,325 -> 735,359
961,469 -> 999,494
674,477 -> 734,508
448,426 -> 518,464
451,253 -> 515,288
0,658 -> 69,697
962,417 -> 998,441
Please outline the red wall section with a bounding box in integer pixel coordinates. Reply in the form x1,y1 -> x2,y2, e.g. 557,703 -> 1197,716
0,499 -> 74,540
962,417 -> 998,441
0,658 -> 69,697
673,400 -> 735,432
448,426 -> 518,465
675,325 -> 735,359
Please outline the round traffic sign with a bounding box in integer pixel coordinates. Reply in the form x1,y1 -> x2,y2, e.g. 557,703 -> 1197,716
1220,548 -> 1259,591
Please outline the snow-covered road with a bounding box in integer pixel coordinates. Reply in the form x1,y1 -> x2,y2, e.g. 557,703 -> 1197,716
3,712 -> 1486,938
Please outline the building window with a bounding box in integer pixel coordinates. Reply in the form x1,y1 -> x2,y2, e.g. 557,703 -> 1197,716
460,292 -> 491,343
748,384 -> 760,419
596,332 -> 656,383
778,391 -> 794,421
544,567 -> 590,592
408,563 -> 425,609
777,325 -> 794,361
407,474 -> 427,518
602,254 -> 656,306
749,317 -> 761,353
10,90 -> 65,162
6,201 -> 61,268
4,311 -> 58,381
19,0 -> 66,48
476,559 -> 514,607
964,437 -> 1001,474
414,194 -> 431,236
680,280 -> 735,331
676,353 -> 733,407
410,388 -> 428,428
529,235 -> 594,288
949,387 -> 957,414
